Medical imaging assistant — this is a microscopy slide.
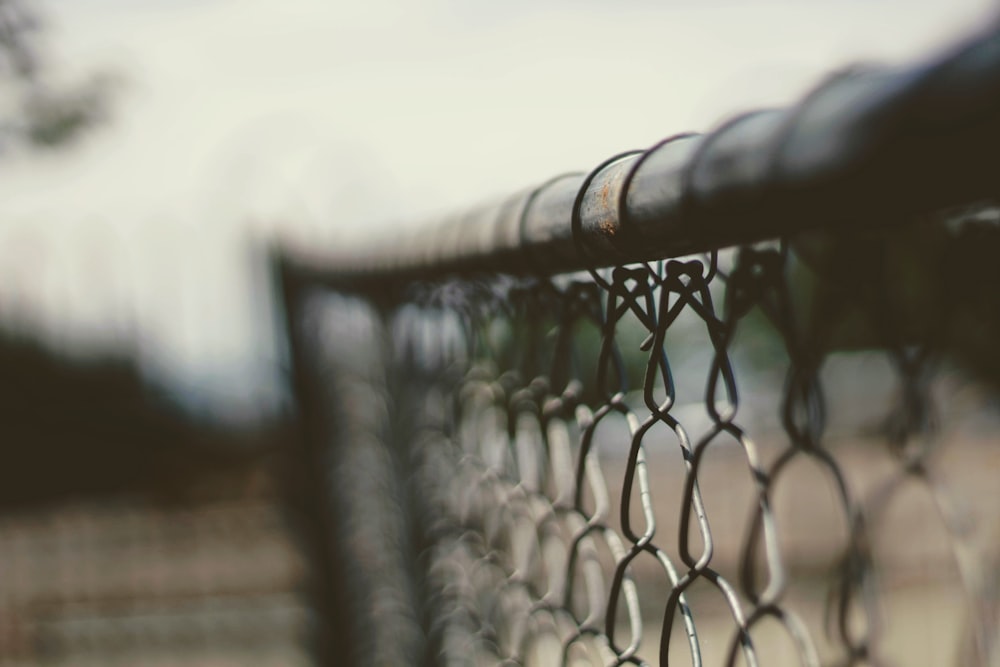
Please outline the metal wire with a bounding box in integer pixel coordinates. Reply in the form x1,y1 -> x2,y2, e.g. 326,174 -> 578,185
274,22 -> 1000,667
283,207 -> 1000,665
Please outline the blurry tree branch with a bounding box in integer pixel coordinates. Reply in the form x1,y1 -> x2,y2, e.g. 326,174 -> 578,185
0,0 -> 116,150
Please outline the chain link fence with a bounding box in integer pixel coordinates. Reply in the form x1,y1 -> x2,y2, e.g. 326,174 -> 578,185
1,17 -> 1000,667
287,222 -> 1000,665
0,473 -> 315,666
280,23 -> 1000,666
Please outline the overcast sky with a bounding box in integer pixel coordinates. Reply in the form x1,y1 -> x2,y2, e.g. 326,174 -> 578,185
0,0 -> 993,421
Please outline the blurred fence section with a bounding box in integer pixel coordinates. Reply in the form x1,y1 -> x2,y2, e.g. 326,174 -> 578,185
0,311 -> 316,665
0,495 -> 311,667
278,22 -> 1000,667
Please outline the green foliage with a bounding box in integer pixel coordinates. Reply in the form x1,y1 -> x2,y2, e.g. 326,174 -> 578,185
22,73 -> 114,147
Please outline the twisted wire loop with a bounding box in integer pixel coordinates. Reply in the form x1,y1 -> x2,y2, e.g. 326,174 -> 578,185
310,206 -> 1000,666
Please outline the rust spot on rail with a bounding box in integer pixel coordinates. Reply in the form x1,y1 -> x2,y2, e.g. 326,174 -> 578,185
597,180 -> 616,236
600,180 -> 611,209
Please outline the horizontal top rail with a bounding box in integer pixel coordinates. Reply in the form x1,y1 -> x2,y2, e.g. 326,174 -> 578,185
286,21 -> 1000,288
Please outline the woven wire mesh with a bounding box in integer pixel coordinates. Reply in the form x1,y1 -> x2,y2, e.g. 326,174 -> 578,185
0,491 -> 313,667
304,212 -> 1000,666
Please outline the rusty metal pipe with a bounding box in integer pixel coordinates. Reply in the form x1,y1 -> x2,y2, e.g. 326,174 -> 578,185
287,22 -> 1000,287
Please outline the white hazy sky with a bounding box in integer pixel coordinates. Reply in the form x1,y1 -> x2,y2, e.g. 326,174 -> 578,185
0,0 -> 993,421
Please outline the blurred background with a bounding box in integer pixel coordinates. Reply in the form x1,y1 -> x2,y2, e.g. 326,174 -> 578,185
0,0 -> 997,665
